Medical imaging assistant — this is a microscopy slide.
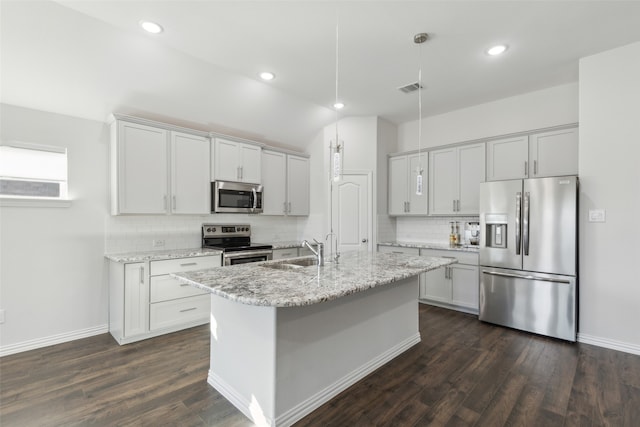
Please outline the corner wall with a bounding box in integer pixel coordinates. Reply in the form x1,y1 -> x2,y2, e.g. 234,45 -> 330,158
0,104 -> 110,351
578,41 -> 640,353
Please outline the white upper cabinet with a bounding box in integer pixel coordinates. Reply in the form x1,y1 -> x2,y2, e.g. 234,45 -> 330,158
170,132 -> 210,214
428,147 -> 457,215
429,143 -> 485,215
529,127 -> 578,177
111,121 -> 169,214
486,136 -> 529,181
213,138 -> 262,184
287,154 -> 310,216
261,150 -> 287,215
388,153 -> 428,216
261,150 -> 309,216
486,127 -> 578,181
110,117 -> 210,215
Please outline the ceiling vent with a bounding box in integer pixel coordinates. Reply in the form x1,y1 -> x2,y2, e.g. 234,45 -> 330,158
398,82 -> 423,94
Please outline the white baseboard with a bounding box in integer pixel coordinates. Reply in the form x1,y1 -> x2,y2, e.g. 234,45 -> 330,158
578,332 -> 640,356
0,324 -> 108,357
208,333 -> 421,427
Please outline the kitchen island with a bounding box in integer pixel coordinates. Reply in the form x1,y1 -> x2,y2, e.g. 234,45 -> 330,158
172,251 -> 455,427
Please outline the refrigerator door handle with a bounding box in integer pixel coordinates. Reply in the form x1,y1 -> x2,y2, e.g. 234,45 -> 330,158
515,192 -> 522,255
523,191 -> 530,256
482,270 -> 571,284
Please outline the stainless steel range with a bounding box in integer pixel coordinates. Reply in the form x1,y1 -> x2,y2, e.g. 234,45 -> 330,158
202,224 -> 272,266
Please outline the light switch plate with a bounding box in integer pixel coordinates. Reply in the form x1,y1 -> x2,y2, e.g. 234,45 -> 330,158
589,209 -> 606,223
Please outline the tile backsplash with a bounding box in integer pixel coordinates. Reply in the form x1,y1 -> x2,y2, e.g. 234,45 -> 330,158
395,216 -> 480,244
105,214 -> 302,254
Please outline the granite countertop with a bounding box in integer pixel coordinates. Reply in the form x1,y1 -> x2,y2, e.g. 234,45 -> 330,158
171,251 -> 456,308
105,248 -> 222,263
271,241 -> 305,250
378,241 -> 479,253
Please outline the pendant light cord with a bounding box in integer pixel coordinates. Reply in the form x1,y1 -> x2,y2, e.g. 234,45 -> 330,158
335,19 -> 340,147
417,41 -> 423,174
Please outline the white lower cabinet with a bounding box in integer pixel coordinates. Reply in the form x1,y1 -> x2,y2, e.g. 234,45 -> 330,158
109,254 -> 220,345
418,249 -> 479,315
123,263 -> 148,338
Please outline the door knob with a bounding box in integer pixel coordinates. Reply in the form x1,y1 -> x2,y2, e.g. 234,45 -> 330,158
362,238 -> 368,243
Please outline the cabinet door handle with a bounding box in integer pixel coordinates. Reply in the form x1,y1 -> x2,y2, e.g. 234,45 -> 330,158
179,262 -> 198,267
180,307 -> 197,313
288,202 -> 292,213
139,266 -> 144,284
283,201 -> 287,214
172,195 -> 176,210
524,161 -> 528,176
406,201 -> 410,212
163,195 -> 168,211
453,200 -> 456,212
180,283 -> 190,287
533,160 -> 538,175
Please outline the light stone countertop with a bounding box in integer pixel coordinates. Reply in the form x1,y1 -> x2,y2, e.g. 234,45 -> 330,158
378,241 -> 479,253
105,248 -> 222,263
171,251 -> 456,308
271,241 -> 305,250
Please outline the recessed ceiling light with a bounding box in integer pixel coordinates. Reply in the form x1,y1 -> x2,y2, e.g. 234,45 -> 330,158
333,102 -> 345,110
259,72 -> 275,81
487,45 -> 508,56
140,20 -> 163,34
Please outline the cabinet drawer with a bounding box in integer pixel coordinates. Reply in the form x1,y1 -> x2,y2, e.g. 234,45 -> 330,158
419,249 -> 479,265
150,255 -> 220,276
150,275 -> 207,303
149,294 -> 210,331
272,248 -> 299,260
377,245 -> 420,255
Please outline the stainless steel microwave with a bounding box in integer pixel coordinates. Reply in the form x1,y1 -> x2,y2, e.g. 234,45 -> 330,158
212,181 -> 263,214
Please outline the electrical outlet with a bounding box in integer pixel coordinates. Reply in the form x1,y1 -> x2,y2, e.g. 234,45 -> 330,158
153,239 -> 165,248
589,209 -> 606,223
0,309 -> 5,324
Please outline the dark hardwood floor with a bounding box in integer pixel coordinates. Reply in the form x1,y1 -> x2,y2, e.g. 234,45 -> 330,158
2,304 -> 640,426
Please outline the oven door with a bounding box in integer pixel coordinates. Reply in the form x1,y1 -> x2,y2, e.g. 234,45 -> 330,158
224,249 -> 273,266
213,181 -> 263,214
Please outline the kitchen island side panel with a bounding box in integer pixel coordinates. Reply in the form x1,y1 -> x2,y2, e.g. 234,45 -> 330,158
207,276 -> 420,427
274,276 -> 420,423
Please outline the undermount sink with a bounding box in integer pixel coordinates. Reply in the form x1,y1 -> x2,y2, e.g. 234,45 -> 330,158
262,257 -> 319,270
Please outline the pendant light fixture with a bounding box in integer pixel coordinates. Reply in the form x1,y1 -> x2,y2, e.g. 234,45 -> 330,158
414,32 -> 428,195
330,20 -> 343,182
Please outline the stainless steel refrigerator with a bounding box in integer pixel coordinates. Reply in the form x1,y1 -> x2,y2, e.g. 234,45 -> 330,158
479,176 -> 578,341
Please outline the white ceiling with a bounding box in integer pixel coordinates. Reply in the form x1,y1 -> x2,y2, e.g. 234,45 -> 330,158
3,1 -> 640,148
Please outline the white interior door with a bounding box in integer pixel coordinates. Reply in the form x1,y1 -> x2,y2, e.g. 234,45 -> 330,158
331,173 -> 371,253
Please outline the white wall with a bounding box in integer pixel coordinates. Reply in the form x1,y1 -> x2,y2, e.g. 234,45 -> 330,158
0,104 -> 110,350
578,41 -> 640,352
0,104 -> 306,354
397,83 -> 579,151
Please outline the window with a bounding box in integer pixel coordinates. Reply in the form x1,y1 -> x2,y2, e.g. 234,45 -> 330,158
0,141 -> 68,201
